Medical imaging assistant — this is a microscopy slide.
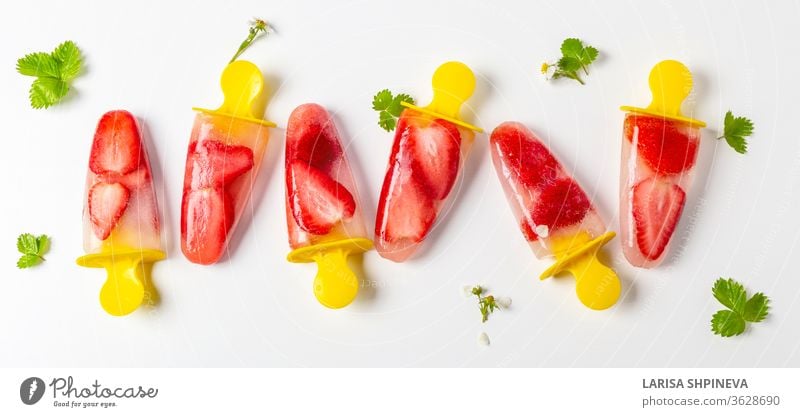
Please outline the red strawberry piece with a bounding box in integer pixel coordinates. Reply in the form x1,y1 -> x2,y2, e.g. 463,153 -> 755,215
88,182 -> 131,240
287,160 -> 356,235
90,110 -> 142,175
490,122 -> 559,189
184,140 -> 254,190
520,219 -> 538,241
286,104 -> 343,173
624,114 -> 698,175
181,187 -> 234,265
100,166 -> 151,190
402,118 -> 462,200
376,170 -> 436,244
631,177 -> 686,260
530,177 -> 591,230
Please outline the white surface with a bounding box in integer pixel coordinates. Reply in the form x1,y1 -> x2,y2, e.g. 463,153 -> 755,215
1,0 -> 799,367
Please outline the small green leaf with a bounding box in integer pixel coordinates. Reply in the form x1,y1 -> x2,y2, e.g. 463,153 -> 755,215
52,40 -> 82,80
719,110 -> 754,154
543,38 -> 598,85
17,254 -> 42,269
711,309 -> 746,337
372,89 -> 414,132
560,38 -> 584,58
17,233 -> 39,254
712,277 -> 747,313
16,233 -> 49,269
29,77 -> 69,109
16,53 -> 60,78
743,293 -> 770,323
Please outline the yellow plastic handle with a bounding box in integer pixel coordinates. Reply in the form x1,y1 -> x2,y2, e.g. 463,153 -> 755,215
540,231 -> 621,310
192,60 -> 275,127
620,60 -> 706,127
401,61 -> 482,132
311,249 -> 359,309
76,249 -> 164,316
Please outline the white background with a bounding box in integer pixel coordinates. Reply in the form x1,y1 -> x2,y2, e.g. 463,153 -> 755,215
1,0 -> 799,367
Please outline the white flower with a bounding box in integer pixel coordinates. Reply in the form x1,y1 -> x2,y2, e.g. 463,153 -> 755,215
478,332 -> 490,347
496,297 -> 512,309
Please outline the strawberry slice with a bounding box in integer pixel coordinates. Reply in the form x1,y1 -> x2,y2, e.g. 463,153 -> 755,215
490,122 -> 559,189
402,118 -> 461,200
287,160 -> 356,235
100,166 -> 151,190
530,177 -> 591,230
88,182 -> 131,240
181,188 -> 234,265
286,104 -> 343,173
184,140 -> 254,190
376,170 -> 436,244
624,114 -> 698,175
90,110 -> 142,175
631,177 -> 686,260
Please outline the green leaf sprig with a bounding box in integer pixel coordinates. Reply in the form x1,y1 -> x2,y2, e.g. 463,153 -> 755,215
718,111 -> 754,154
16,41 -> 83,109
16,233 -> 50,269
372,89 -> 415,132
230,18 -> 272,63
541,38 -> 599,85
470,286 -> 510,323
711,278 -> 770,337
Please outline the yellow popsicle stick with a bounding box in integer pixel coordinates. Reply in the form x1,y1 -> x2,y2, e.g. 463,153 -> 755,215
540,231 -> 621,310
620,60 -> 706,127
76,249 -> 165,316
401,61 -> 483,132
192,60 -> 276,127
287,238 -> 373,309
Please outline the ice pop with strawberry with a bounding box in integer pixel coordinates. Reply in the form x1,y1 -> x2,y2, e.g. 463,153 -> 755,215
76,110 -> 165,316
285,104 -> 372,308
375,61 -> 482,262
619,60 -> 705,268
180,23 -> 276,265
489,122 -> 620,310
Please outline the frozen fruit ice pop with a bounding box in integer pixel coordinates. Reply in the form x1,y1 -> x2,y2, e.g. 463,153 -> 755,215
181,60 -> 275,265
76,110 -> 165,316
619,60 -> 705,268
489,122 -> 620,310
375,61 -> 482,262
285,104 -> 372,308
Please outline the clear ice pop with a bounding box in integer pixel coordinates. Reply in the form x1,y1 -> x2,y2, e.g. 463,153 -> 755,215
285,104 -> 372,308
489,122 -> 620,310
619,60 -> 705,268
375,61 -> 482,262
181,61 -> 275,265
76,110 -> 165,316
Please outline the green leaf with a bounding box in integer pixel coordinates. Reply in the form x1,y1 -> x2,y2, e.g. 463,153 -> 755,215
17,233 -> 39,254
16,52 -> 60,78
557,56 -> 582,73
29,77 -> 69,109
52,40 -> 82,80
16,233 -> 49,269
743,292 -> 770,322
712,277 -> 747,313
17,254 -> 42,269
372,89 -> 414,132
544,38 -> 598,85
711,309 -> 746,337
560,38 -> 584,58
719,110 -> 754,154
372,89 -> 393,111
16,40 -> 83,109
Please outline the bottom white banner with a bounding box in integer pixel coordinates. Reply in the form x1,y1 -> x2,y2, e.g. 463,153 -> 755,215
1,368 -> 796,416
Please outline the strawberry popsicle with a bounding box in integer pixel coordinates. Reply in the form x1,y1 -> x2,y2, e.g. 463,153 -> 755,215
619,60 -> 705,268
490,122 -> 620,310
375,61 -> 482,262
181,61 -> 275,265
76,110 -> 165,316
285,104 -> 372,308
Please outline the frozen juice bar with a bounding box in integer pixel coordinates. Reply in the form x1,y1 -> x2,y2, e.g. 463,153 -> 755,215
285,104 -> 372,308
619,60 -> 705,268
489,122 -> 620,310
375,61 -> 482,262
76,110 -> 165,316
181,60 -> 275,265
